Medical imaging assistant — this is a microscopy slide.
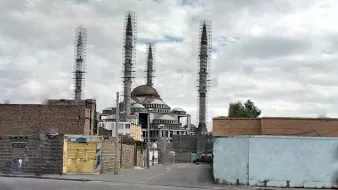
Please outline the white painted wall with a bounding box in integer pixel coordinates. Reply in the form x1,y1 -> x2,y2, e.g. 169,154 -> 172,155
213,137 -> 249,185
149,150 -> 159,164
98,121 -> 131,136
213,136 -> 338,188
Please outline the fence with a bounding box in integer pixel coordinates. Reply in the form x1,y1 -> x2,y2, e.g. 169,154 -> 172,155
172,135 -> 197,152
213,136 -> 338,188
172,135 -> 213,153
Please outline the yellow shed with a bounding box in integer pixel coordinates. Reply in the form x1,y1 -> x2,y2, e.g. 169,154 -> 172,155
62,135 -> 103,174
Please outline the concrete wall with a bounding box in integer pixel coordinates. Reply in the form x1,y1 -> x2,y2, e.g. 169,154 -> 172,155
137,150 -> 145,167
213,117 -> 338,137
101,138 -> 142,173
0,135 -> 64,175
213,136 -> 338,188
0,104 -> 90,135
213,137 -> 249,185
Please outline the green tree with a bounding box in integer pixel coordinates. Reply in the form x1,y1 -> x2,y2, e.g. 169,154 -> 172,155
244,99 -> 261,118
228,99 -> 261,118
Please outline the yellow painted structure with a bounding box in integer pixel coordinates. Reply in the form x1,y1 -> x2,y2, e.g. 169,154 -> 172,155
63,135 -> 103,174
130,124 -> 142,141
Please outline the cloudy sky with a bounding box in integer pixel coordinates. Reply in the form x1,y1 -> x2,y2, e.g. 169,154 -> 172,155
1,0 -> 338,130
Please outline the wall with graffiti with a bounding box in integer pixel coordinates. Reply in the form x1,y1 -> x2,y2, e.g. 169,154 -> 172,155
214,136 -> 338,188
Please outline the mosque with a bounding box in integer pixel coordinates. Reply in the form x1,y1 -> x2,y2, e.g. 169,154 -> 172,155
114,12 -> 210,141
123,45 -> 196,141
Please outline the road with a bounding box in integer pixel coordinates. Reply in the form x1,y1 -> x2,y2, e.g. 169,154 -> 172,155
0,178 -> 218,190
0,163 -> 236,190
142,163 -> 217,188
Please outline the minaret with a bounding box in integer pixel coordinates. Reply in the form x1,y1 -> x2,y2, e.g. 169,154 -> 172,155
122,12 -> 136,121
197,21 -> 211,135
73,26 -> 87,102
146,43 -> 155,87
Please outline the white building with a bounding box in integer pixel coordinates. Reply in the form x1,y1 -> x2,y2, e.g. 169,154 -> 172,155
98,115 -> 143,141
98,121 -> 131,137
119,85 -> 195,142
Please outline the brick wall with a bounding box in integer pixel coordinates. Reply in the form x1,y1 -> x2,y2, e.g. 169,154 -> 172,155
0,135 -> 63,174
261,117 -> 338,136
47,99 -> 97,135
0,104 -> 89,136
213,117 -> 338,137
213,118 -> 261,136
101,138 -> 140,173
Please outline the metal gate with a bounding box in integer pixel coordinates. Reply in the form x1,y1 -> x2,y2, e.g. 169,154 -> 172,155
65,142 -> 97,173
11,142 -> 27,174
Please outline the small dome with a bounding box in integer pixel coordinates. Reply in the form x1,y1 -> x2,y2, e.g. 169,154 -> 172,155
172,107 -> 185,112
132,103 -> 145,109
156,114 -> 175,121
131,85 -> 160,97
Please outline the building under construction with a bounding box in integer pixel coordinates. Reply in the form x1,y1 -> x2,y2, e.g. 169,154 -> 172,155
73,25 -> 87,102
112,12 -> 212,143
196,21 -> 212,135
47,25 -> 97,135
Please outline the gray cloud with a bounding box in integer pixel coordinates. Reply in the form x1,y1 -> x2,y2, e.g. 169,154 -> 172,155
233,36 -> 313,59
3,0 -> 338,130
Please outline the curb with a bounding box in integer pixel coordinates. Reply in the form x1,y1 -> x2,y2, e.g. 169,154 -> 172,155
0,174 -> 91,182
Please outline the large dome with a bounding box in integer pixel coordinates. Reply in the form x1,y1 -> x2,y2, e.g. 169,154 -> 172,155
131,85 -> 160,97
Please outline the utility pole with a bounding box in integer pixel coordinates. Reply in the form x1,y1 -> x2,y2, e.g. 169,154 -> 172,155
146,114 -> 150,169
163,125 -> 167,154
114,92 -> 119,175
152,146 -> 155,166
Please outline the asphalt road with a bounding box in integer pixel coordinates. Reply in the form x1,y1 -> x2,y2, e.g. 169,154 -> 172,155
142,163 -> 218,188
0,177 -> 217,190
0,163 -> 233,190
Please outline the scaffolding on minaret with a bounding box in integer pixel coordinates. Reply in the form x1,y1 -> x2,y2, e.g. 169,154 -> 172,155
73,25 -> 87,101
196,20 -> 212,135
145,42 -> 156,87
121,11 -> 137,121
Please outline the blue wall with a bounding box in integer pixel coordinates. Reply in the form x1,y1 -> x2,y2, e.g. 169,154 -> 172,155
213,136 -> 338,188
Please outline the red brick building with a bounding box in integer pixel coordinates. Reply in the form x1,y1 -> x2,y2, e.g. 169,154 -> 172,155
0,104 -> 91,136
47,99 -> 97,135
213,117 -> 338,137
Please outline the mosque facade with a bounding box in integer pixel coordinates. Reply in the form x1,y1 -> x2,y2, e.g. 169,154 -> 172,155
129,84 -> 195,141
117,12 -> 203,142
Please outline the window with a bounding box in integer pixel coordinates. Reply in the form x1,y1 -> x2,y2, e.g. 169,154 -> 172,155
125,124 -> 131,129
12,142 -> 26,149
